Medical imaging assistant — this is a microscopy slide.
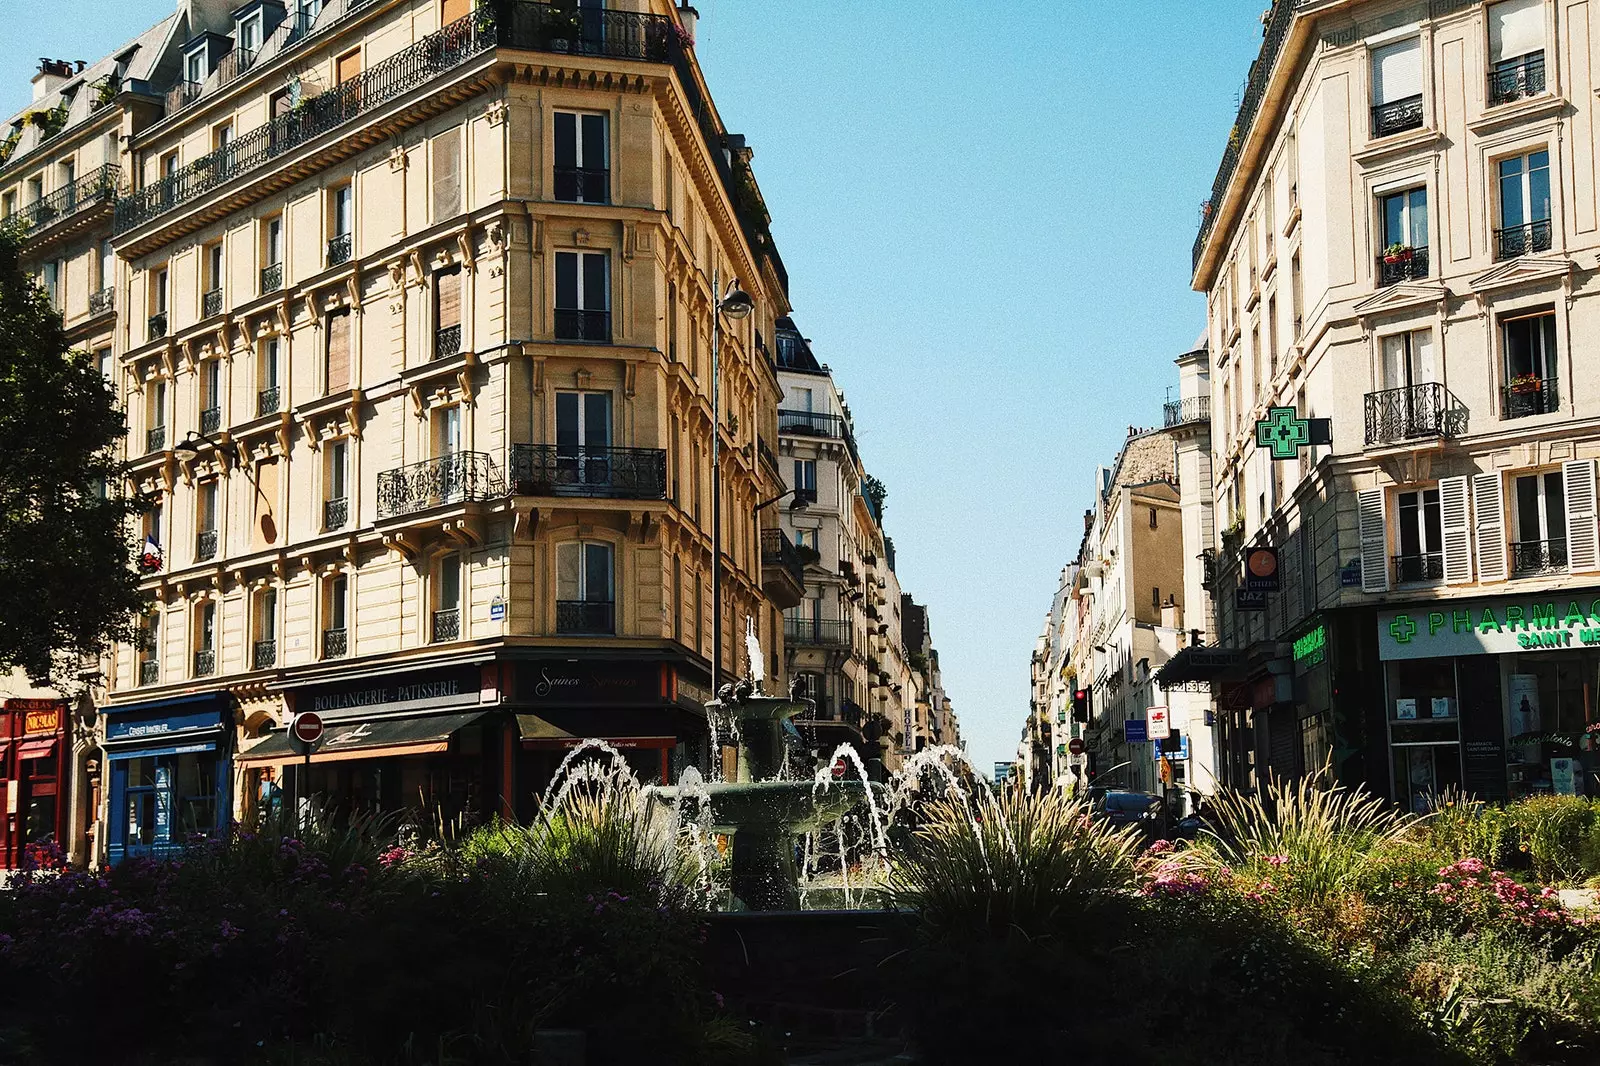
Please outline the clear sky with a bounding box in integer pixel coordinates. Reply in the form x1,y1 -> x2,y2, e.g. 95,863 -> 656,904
2,0 -> 1270,774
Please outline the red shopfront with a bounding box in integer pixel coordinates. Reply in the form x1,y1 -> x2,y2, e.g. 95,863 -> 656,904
1,699 -> 70,868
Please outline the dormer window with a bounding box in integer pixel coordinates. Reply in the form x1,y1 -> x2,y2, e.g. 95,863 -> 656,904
184,47 -> 207,87
237,12 -> 263,61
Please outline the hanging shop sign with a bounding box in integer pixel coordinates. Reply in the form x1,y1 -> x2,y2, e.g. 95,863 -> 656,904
1379,592 -> 1600,660
1235,588 -> 1268,612
1293,623 -> 1327,670
1243,547 -> 1281,592
1254,407 -> 1333,460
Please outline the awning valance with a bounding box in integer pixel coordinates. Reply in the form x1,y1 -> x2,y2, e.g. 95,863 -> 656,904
516,712 -> 677,750
1155,646 -> 1245,688
237,711 -> 487,765
17,737 -> 58,761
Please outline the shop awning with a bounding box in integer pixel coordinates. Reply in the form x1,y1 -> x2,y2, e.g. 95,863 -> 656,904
516,713 -> 677,750
16,737 -> 58,761
1155,646 -> 1245,688
237,711 -> 488,765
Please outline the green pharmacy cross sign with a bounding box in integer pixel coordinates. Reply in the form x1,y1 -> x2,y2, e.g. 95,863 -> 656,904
1255,407 -> 1333,460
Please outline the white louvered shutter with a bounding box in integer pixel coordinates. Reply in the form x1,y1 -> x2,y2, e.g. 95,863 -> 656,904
1358,487 -> 1390,593
1371,38 -> 1422,105
1564,459 -> 1600,573
1440,476 -> 1473,584
1473,473 -> 1509,583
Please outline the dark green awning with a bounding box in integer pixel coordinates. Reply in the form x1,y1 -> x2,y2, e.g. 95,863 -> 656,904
237,711 -> 487,764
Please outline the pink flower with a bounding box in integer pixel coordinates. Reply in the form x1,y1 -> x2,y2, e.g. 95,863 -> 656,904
1266,855 -> 1289,868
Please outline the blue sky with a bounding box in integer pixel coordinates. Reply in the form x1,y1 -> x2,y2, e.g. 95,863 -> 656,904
3,0 -> 1269,773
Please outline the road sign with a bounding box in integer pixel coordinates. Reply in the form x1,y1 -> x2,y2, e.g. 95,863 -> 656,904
290,711 -> 324,748
1068,737 -> 1086,756
1243,546 -> 1280,592
1147,706 -> 1170,741
1124,719 -> 1148,743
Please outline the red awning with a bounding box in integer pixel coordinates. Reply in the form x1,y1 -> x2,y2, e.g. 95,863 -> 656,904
16,737 -> 57,761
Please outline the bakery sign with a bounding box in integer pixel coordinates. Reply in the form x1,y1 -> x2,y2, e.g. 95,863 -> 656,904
299,667 -> 485,719
1379,594 -> 1600,661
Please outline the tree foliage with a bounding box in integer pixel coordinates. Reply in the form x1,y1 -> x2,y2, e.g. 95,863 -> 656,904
0,230 -> 144,689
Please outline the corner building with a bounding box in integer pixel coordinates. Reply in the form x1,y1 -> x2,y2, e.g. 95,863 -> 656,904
88,0 -> 791,856
1195,0 -> 1600,809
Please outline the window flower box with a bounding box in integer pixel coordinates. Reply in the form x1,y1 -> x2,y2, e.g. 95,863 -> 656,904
1509,373 -> 1541,395
1382,243 -> 1414,264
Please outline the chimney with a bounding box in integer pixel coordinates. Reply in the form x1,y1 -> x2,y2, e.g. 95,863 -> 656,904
31,58 -> 74,102
1161,598 -> 1181,631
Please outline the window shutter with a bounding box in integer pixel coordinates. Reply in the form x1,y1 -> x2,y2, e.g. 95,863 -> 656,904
432,131 -> 461,220
1490,0 -> 1544,62
1564,458 -> 1600,573
1358,487 -> 1389,593
325,309 -> 351,393
1473,472 -> 1509,582
1371,38 -> 1422,104
1439,476 -> 1472,584
556,542 -> 581,602
435,269 -> 461,329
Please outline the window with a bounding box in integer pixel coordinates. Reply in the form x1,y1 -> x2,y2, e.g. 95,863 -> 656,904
97,347 -> 113,384
184,47 -> 206,87
147,380 -> 167,452
258,337 -> 281,415
666,282 -> 678,361
433,267 -> 461,358
1488,0 -> 1546,104
323,574 -> 348,658
1370,38 -> 1423,137
1380,328 -> 1434,391
335,47 -> 361,85
556,541 -> 615,634
1378,186 -> 1428,283
434,404 -> 462,458
98,239 -> 113,294
555,390 -> 613,488
794,459 -> 817,504
253,587 -> 277,669
1152,586 -> 1161,610
432,129 -> 461,220
324,438 -> 348,530
193,601 -> 216,677
1512,471 -> 1567,574
1266,296 -> 1279,378
1,191 -> 13,218
324,308 -> 351,393
261,216 -> 283,292
237,12 -> 263,58
213,122 -> 233,151
1496,150 -> 1551,257
1290,252 -> 1303,337
204,242 -> 223,316
1501,311 -> 1558,418
120,751 -> 218,851
138,609 -> 160,684
554,111 -> 609,203
41,261 -> 58,308
196,480 -> 218,561
328,184 -> 352,265
442,0 -> 472,23
433,553 -> 461,641
554,251 -> 610,341
1395,487 -> 1443,582
149,266 -> 168,340
201,359 -> 221,433
1148,507 -> 1158,529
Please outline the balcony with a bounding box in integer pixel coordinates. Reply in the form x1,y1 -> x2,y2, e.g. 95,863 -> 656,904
146,426 -> 167,453
1370,94 -> 1424,138
1495,219 -> 1552,260
257,386 -> 281,417
139,660 -> 159,686
376,452 -> 504,519
1511,538 -> 1567,577
554,165 -> 609,204
434,324 -> 462,360
1162,396 -> 1210,428
779,409 -> 845,438
1377,246 -> 1429,286
508,444 -> 667,501
431,607 -> 461,642
260,263 -> 283,294
147,312 -> 168,341
193,649 -> 215,678
326,232 -> 352,267
252,639 -> 277,670
88,287 -> 113,315
760,528 -> 805,610
322,628 -> 348,659
785,616 -> 851,647
200,406 -> 221,435
165,80 -> 202,114
757,436 -> 780,474
557,600 -> 615,635
794,487 -> 818,506
1364,382 -> 1467,445
202,288 -> 223,318
1490,52 -> 1545,106
195,529 -> 218,562
1393,552 -> 1444,585
2,165 -> 122,243
324,496 -> 349,531
1503,376 -> 1559,420
553,308 -> 611,342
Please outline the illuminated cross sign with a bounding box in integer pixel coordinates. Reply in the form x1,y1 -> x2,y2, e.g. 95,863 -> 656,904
1255,407 -> 1333,460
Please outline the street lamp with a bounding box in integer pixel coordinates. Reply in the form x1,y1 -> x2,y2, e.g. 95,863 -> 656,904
755,487 -> 808,512
709,270 -> 753,699
171,431 -> 239,462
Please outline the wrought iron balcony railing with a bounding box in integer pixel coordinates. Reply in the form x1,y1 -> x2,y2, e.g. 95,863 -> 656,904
322,627 -> 348,658
146,426 -> 166,453
88,286 -> 113,315
1371,94 -> 1424,138
1393,552 -> 1444,584
147,312 -> 167,341
1503,376 -> 1560,420
1364,382 -> 1467,445
794,486 -> 818,505
139,659 -> 160,686
196,529 -> 218,561
553,308 -> 611,342
326,231 -> 352,267
434,323 -> 462,360
784,616 -> 851,647
498,2 -> 674,61
509,444 -> 667,500
1511,538 -> 1567,576
376,451 -> 505,518
1496,219 -> 1552,259
1162,396 -> 1210,428
324,496 -> 349,530
761,528 -> 805,588
260,263 -> 283,294
779,409 -> 845,438
193,648 -> 215,677
1490,51 -> 1546,105
257,386 -> 281,417
554,165 -> 609,204
200,406 -> 221,435
202,287 -> 223,318
0,165 -> 120,241
556,600 -> 614,634
431,607 -> 461,642
116,11 -> 498,235
757,436 -> 780,473
1378,246 -> 1429,286
252,639 -> 277,670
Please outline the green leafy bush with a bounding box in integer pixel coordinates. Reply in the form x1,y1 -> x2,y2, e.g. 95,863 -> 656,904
1507,795 -> 1596,884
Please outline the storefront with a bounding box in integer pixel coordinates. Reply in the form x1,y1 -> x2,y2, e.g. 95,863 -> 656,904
1378,591 -> 1600,810
1,699 -> 70,868
103,693 -> 234,863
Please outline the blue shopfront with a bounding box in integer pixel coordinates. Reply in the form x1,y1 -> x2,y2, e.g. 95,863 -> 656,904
104,693 -> 234,863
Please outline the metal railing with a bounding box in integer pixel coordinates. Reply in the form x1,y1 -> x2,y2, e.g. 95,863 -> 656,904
0,164 -> 120,240
557,600 -> 614,634
760,528 -> 805,588
252,639 -> 277,670
498,1 -> 674,61
193,648 -> 215,677
376,451 -> 505,518
260,262 -> 283,294
1503,376 -> 1560,419
257,386 -> 281,417
202,288 -> 223,318
554,165 -> 609,204
1378,246 -> 1429,286
116,11 -> 498,234
794,486 -> 818,505
326,231 -> 352,266
196,529 -> 218,561
554,308 -> 611,342
322,627 -> 348,658
1511,538 -> 1567,576
757,436 -> 780,472
434,323 -> 462,359
1490,51 -> 1545,105
431,607 -> 461,642
779,409 -> 844,437
508,444 -> 667,499
89,286 -> 113,315
1393,552 -> 1444,584
1364,382 -> 1467,445
1370,94 -> 1423,138
146,426 -> 166,453
785,616 -> 851,647
147,312 -> 168,341
200,406 -> 221,435
140,659 -> 160,686
324,496 -> 349,530
1496,219 -> 1552,259
1162,395 -> 1210,428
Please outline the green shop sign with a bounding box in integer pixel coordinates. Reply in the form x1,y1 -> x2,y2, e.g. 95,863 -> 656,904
1378,592 -> 1600,661
1293,623 -> 1327,669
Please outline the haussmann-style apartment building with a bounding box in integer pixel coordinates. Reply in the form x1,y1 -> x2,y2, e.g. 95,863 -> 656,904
1192,0 -> 1600,809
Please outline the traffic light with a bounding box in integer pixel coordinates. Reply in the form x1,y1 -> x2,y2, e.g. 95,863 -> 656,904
1071,686 -> 1091,722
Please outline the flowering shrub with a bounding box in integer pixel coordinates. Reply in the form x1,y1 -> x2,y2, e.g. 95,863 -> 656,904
1430,858 -> 1575,935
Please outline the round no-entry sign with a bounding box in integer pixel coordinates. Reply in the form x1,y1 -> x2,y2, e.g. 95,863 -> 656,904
291,711 -> 325,747
1067,738 -> 1086,756
831,757 -> 848,780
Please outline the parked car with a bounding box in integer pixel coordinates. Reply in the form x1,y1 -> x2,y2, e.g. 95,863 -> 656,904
1092,790 -> 1164,836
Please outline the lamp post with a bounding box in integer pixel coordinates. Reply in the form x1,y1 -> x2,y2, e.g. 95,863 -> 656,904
170,431 -> 239,463
708,267 -> 753,699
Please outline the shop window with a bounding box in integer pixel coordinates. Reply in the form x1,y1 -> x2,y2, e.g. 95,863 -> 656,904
122,752 -> 217,852
1386,657 -> 1462,813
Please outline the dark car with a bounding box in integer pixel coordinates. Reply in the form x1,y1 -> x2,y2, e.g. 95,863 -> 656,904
1093,790 -> 1164,835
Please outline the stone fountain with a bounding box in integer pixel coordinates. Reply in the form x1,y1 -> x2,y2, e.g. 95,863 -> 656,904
648,621 -> 871,910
